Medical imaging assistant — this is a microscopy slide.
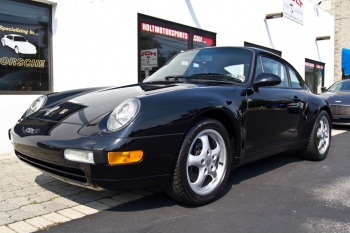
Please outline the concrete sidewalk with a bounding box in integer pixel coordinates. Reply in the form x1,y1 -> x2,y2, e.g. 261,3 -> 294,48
0,154 -> 160,233
0,128 -> 346,233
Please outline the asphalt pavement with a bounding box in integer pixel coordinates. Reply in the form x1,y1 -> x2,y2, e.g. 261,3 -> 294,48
37,127 -> 350,233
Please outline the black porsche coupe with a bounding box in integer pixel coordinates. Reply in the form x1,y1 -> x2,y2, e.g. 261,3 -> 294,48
9,47 -> 332,205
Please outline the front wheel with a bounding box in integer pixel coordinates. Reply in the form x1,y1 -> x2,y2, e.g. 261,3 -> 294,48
165,118 -> 233,205
296,110 -> 331,161
1,39 -> 5,46
14,46 -> 19,53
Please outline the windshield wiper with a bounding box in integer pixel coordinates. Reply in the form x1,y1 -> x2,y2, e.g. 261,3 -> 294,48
165,73 -> 243,83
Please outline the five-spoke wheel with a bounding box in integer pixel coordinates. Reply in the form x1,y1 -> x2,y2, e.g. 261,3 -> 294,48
186,129 -> 227,196
165,118 -> 232,205
316,115 -> 330,156
296,110 -> 331,161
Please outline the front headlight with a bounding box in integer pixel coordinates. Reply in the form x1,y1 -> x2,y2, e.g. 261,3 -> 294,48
25,95 -> 47,117
107,98 -> 140,131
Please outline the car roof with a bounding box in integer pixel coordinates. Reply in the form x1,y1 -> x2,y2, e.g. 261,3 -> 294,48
8,34 -> 24,37
186,46 -> 303,77
185,46 -> 279,58
337,79 -> 350,83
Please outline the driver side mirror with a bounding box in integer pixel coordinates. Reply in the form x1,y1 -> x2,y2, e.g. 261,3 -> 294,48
253,73 -> 281,92
321,87 -> 327,92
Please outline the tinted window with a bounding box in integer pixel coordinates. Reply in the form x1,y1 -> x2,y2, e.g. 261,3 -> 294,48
145,47 -> 253,83
13,36 -> 26,42
256,56 -> 288,87
328,81 -> 350,92
289,67 -> 306,89
0,0 -> 51,92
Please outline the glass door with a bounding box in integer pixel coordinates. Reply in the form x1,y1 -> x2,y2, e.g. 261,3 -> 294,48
305,59 -> 325,94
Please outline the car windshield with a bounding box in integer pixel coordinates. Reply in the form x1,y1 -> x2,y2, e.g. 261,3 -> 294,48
144,47 -> 253,83
13,36 -> 27,42
328,81 -> 350,92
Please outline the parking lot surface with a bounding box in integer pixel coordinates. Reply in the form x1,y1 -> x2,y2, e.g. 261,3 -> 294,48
0,156 -> 160,233
0,127 -> 348,233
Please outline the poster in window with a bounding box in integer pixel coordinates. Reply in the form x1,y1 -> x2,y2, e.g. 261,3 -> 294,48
0,0 -> 50,92
141,49 -> 158,68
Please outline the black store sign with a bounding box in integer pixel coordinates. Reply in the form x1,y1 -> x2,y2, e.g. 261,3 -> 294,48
0,0 -> 51,93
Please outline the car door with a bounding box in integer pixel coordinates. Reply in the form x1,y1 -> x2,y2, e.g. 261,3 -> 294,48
245,56 -> 301,149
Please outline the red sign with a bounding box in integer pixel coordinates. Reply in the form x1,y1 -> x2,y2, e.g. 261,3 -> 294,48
305,62 -> 314,68
292,0 -> 303,7
141,22 -> 188,40
193,35 -> 214,46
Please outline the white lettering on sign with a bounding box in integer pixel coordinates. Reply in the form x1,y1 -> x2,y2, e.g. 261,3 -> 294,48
193,35 -> 203,43
141,23 -> 188,40
193,35 -> 214,45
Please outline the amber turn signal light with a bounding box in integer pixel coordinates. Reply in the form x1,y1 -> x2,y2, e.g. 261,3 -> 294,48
108,150 -> 143,164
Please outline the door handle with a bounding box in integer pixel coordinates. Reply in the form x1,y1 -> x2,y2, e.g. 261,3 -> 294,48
293,96 -> 301,102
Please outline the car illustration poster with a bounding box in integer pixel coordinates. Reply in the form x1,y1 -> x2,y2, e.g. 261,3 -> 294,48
283,0 -> 304,25
0,22 -> 50,91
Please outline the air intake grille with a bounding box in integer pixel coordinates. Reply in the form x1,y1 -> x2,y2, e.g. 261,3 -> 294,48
15,151 -> 88,183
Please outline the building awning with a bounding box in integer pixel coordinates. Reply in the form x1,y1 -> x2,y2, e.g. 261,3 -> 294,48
342,48 -> 350,76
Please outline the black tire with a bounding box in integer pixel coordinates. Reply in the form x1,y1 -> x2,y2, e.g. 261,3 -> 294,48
165,118 -> 233,205
296,110 -> 331,161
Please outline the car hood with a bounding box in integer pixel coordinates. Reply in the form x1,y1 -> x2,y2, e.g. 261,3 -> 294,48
29,83 -> 201,125
319,91 -> 350,104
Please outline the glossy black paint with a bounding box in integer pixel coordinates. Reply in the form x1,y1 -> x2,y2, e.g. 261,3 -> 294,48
10,47 -> 332,191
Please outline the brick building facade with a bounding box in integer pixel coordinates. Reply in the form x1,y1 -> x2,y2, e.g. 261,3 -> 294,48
317,0 -> 350,81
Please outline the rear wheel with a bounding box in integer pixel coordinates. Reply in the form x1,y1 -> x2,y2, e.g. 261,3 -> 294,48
296,110 -> 331,161
165,118 -> 233,205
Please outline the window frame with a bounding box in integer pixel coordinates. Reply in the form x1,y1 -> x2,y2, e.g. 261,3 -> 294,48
0,0 -> 53,95
288,65 -> 308,90
137,14 -> 216,82
255,55 -> 290,88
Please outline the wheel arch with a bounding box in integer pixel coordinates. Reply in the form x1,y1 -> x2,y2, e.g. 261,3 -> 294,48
320,105 -> 333,123
190,108 -> 242,167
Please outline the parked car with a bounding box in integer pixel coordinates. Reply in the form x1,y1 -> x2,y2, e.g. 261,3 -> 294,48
320,79 -> 350,125
9,47 -> 332,205
1,34 -> 37,54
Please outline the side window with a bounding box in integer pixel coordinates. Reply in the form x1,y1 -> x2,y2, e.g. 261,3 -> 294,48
256,56 -> 288,87
289,67 -> 306,89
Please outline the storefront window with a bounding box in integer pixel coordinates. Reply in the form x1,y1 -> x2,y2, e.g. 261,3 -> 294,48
140,22 -> 188,80
0,0 -> 51,93
305,59 -> 324,94
138,15 -> 216,82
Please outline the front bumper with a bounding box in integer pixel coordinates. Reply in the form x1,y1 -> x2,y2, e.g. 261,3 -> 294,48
332,115 -> 350,125
330,105 -> 350,125
10,126 -> 182,191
